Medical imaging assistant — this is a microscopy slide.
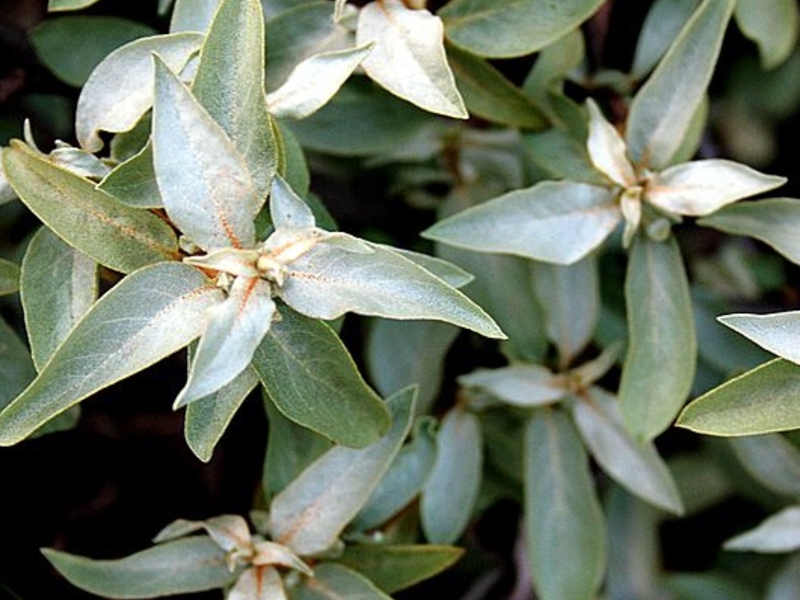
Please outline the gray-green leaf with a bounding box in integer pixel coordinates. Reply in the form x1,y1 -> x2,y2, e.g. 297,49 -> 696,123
525,408 -> 606,600
98,142 -> 163,209
0,318 -> 36,412
3,142 -> 179,274
724,506 -> 800,553
631,0 -> 701,79
729,434 -> 800,499
268,388 -> 415,556
291,563 -> 392,600
619,235 -> 696,441
718,311 -> 800,364
42,538 -> 234,599
424,181 -> 620,265
0,262 -> 223,446
0,259 -> 20,297
459,365 -> 565,407
735,0 -> 799,69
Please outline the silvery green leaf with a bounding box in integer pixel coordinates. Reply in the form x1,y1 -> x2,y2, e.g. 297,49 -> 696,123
152,56 -> 259,250
176,277 -> 275,407
230,566 -> 287,600
459,365 -> 564,407
170,0 -> 221,33
76,32 -> 203,151
699,198 -> 800,266
270,176 -> 316,229
98,141 -> 163,209
0,262 -> 224,446
729,434 -> 800,499
631,0 -> 701,79
677,359 -> 800,436
351,417 -> 438,531
525,408 -> 606,600
572,387 -> 684,514
3,142 -> 179,274
724,506 -> 800,553
155,515 -> 251,553
0,162 -> 16,205
48,0 -> 101,10
268,45 -> 373,120
380,247 -> 473,288
292,563 -> 392,600
253,306 -> 390,448
532,254 -> 600,366
440,0 -> 605,59
269,388 -> 415,556
766,554 -> 800,600
0,258 -> 19,297
280,238 -> 505,339
252,541 -> 312,574
184,248 -> 260,278
42,538 -> 234,598
423,181 -> 620,265
718,311 -> 800,364
585,99 -> 636,187
421,407 -> 483,543
619,235 -> 696,441
21,227 -> 98,371
646,159 -> 785,217
626,0 -> 734,170
735,0 -> 799,69
184,366 -> 258,462
192,0 -> 277,200
0,317 -> 36,412
49,144 -> 111,179
356,0 -> 467,119
366,319 -> 458,413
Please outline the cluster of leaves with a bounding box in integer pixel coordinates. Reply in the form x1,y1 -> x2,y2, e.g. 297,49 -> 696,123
3,0 -> 800,599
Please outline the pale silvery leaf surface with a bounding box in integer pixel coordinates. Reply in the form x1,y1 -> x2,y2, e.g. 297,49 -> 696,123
76,32 -> 203,151
267,45 -> 373,120
176,277 -> 275,407
718,312 -> 800,364
459,365 -> 565,407
646,159 -> 786,217
170,0 -> 221,33
729,434 -> 800,499
423,181 -> 620,265
152,56 -> 259,251
525,408 -> 606,600
21,227 -> 98,371
626,0 -> 734,170
229,566 -> 286,600
572,387 -> 684,514
387,248 -> 474,288
585,99 -> 636,187
184,367 -> 258,462
191,0 -> 277,201
279,236 -> 505,339
155,515 -> 251,553
3,142 -> 179,274
0,262 -> 224,446
631,0 -> 701,79
268,389 -> 415,556
0,161 -> 16,204
98,142 -> 164,209
421,407 -> 483,544
356,0 -> 467,119
42,538 -> 234,598
725,506 -> 800,553
270,175 -> 316,229
292,563 -> 392,600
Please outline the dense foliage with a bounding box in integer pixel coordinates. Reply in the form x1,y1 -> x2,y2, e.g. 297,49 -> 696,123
3,0 -> 800,598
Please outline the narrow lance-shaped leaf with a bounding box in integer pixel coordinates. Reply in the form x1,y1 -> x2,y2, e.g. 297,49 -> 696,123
423,181 -> 620,265
421,407 -> 483,544
21,227 -> 98,371
646,159 -> 785,217
729,434 -> 800,499
626,0 -> 735,170
175,277 -> 275,407
459,365 -> 565,407
631,0 -> 702,79
268,388 -> 415,556
76,32 -> 203,151
725,506 -> 800,553
154,515 -> 251,552
268,45 -> 373,120
0,258 -> 20,297
292,563 -> 392,600
440,0 -> 606,59
337,544 -> 464,594
585,99 -> 636,187
279,237 -> 505,339
717,311 -> 800,365
619,235 -> 696,441
3,142 -> 179,274
677,359 -> 800,436
98,142 -> 163,209
699,198 -> 800,266
0,262 -> 224,446
191,0 -> 277,199
184,365 -> 259,463
152,56 -> 259,251
230,566 -> 287,600
252,305 -> 390,449
525,408 -> 606,600
356,0 -> 467,119
572,387 -> 684,514
42,538 -> 234,599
